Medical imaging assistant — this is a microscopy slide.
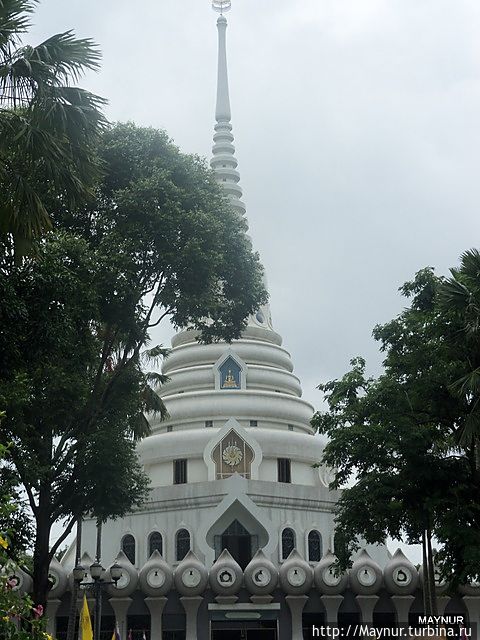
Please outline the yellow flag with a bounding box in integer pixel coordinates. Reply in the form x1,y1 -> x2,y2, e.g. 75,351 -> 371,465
80,593 -> 93,640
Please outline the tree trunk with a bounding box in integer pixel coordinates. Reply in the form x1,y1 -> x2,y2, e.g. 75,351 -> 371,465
32,510 -> 52,611
66,518 -> 83,640
32,482 -> 52,612
422,529 -> 432,615
426,525 -> 438,616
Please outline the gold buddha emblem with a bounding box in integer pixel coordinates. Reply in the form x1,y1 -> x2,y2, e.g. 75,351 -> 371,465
222,369 -> 238,388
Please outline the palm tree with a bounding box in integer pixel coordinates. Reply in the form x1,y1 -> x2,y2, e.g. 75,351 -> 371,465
0,0 -> 106,259
439,248 -> 480,471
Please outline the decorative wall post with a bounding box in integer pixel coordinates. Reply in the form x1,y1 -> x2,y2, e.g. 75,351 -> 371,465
144,597 -> 167,640
391,595 -> 414,626
320,595 -> 343,625
286,595 -> 308,640
180,596 -> 203,640
109,597 -> 132,640
463,598 -> 480,636
356,595 -> 379,624
45,599 -> 62,637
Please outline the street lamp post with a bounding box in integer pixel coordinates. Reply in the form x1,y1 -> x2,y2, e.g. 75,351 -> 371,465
73,559 -> 122,640
73,522 -> 122,640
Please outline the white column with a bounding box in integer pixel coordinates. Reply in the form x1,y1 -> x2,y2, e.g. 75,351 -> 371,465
392,595 -> 414,626
180,596 -> 202,640
356,595 -> 379,624
144,597 -> 167,640
436,596 -> 450,616
286,595 -> 308,640
463,597 -> 480,636
109,597 -> 132,640
321,595 -> 343,625
45,599 -> 62,636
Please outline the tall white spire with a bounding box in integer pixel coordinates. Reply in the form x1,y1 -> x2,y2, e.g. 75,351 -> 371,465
210,1 -> 274,331
210,2 -> 246,218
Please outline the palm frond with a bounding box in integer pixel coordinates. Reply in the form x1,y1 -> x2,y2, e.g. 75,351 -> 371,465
129,413 -> 151,441
141,345 -> 170,368
1,32 -> 102,106
459,248 -> 480,281
449,368 -> 480,398
0,0 -> 36,54
438,277 -> 471,312
144,371 -> 169,389
141,384 -> 169,421
23,30 -> 101,83
457,410 -> 480,448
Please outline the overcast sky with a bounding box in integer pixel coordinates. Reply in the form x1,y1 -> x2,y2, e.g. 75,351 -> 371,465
30,0 -> 480,408
31,1 -> 480,559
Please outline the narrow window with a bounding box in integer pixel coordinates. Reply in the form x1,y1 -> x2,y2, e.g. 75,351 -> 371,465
205,420 -> 213,428
308,530 -> 322,562
121,534 -> 135,565
281,528 -> 295,560
167,425 -> 173,432
176,529 -> 190,561
249,420 -> 258,427
148,531 -> 163,557
288,424 -> 294,431
174,459 -> 187,484
278,458 -> 291,483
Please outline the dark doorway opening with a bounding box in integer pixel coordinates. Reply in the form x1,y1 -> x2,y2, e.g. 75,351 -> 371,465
214,520 -> 258,569
211,618 -> 277,639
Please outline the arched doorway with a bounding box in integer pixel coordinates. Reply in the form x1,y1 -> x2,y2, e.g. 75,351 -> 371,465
214,520 -> 258,569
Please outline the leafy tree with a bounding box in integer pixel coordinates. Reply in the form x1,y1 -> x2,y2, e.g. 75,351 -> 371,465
0,0 -> 106,258
0,123 -> 267,610
0,440 -> 49,640
312,267 -> 480,612
439,248 -> 480,471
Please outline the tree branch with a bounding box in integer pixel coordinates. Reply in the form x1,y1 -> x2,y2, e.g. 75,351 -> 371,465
48,515 -> 78,562
148,307 -> 172,329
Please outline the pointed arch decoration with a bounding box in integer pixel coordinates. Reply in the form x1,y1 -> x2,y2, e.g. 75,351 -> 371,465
214,349 -> 247,390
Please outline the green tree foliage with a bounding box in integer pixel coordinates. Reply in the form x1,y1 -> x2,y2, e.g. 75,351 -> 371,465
312,264 -> 480,605
0,0 -> 106,257
0,122 -> 267,610
439,248 -> 480,469
0,442 -> 49,640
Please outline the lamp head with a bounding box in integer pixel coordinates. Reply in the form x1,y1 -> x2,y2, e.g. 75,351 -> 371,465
72,565 -> 85,583
89,561 -> 103,581
110,562 -> 123,584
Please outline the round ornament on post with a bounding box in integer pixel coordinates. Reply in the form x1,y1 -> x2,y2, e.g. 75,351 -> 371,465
47,556 -> 68,599
279,549 -> 313,595
174,550 -> 208,597
418,564 -> 448,596
314,550 -> 348,595
244,549 -> 278,596
349,549 -> 383,595
139,550 -> 173,597
209,549 -> 243,596
106,550 -> 138,597
458,577 -> 480,597
7,565 -> 33,594
384,549 -> 418,595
